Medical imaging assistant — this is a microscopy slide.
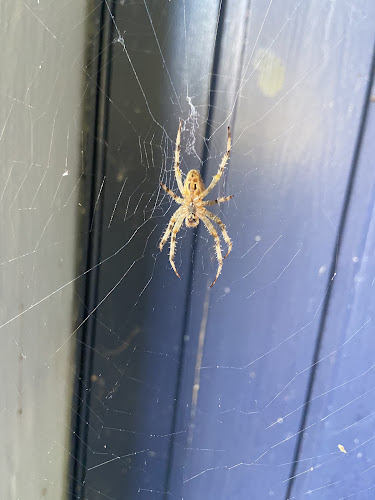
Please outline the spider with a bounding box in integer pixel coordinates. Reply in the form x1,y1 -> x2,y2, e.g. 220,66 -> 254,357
159,121 -> 233,287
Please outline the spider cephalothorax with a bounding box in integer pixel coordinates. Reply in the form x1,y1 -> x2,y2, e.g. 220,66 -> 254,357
186,206 -> 199,228
159,121 -> 233,287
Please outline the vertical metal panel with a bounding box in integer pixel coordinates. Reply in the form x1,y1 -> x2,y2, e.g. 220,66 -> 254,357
167,1 -> 375,499
0,1 -> 87,499
75,1 -> 375,499
82,1 -> 223,498
289,63 -> 375,499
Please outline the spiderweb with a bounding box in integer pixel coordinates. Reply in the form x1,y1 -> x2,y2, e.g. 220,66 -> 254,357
1,0 -> 375,499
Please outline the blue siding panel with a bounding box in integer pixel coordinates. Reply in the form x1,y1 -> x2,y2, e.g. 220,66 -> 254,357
167,2 -> 375,499
290,75 -> 375,499
77,1 -> 375,499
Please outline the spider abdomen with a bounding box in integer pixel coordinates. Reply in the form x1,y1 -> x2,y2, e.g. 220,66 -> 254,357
183,169 -> 205,196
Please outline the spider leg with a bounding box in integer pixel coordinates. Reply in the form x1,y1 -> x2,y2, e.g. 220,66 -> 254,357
202,195 -> 233,206
205,209 -> 232,259
200,126 -> 231,199
159,206 -> 183,252
169,213 -> 185,279
201,215 -> 223,287
174,121 -> 184,195
160,182 -> 183,203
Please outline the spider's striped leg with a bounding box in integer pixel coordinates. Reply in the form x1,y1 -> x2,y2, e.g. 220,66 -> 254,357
174,121 -> 184,195
206,209 -> 232,259
202,195 -> 233,206
159,207 -> 183,252
169,213 -> 185,279
201,215 -> 223,287
160,182 -> 183,203
200,126 -> 231,199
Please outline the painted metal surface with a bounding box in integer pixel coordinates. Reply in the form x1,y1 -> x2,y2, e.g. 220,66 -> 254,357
169,2 -> 375,499
290,73 -> 375,499
83,1 -> 224,498
0,1 -> 87,499
77,1 -> 375,499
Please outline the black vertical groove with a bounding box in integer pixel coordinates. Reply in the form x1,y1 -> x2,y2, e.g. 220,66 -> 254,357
200,0 -> 228,181
163,1 -> 228,498
69,2 -> 115,498
285,39 -> 375,500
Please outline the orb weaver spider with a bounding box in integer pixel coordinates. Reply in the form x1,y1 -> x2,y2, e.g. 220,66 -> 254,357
159,122 -> 233,287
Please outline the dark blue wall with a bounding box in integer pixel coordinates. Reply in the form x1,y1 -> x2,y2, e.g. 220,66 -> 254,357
73,1 -> 375,499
